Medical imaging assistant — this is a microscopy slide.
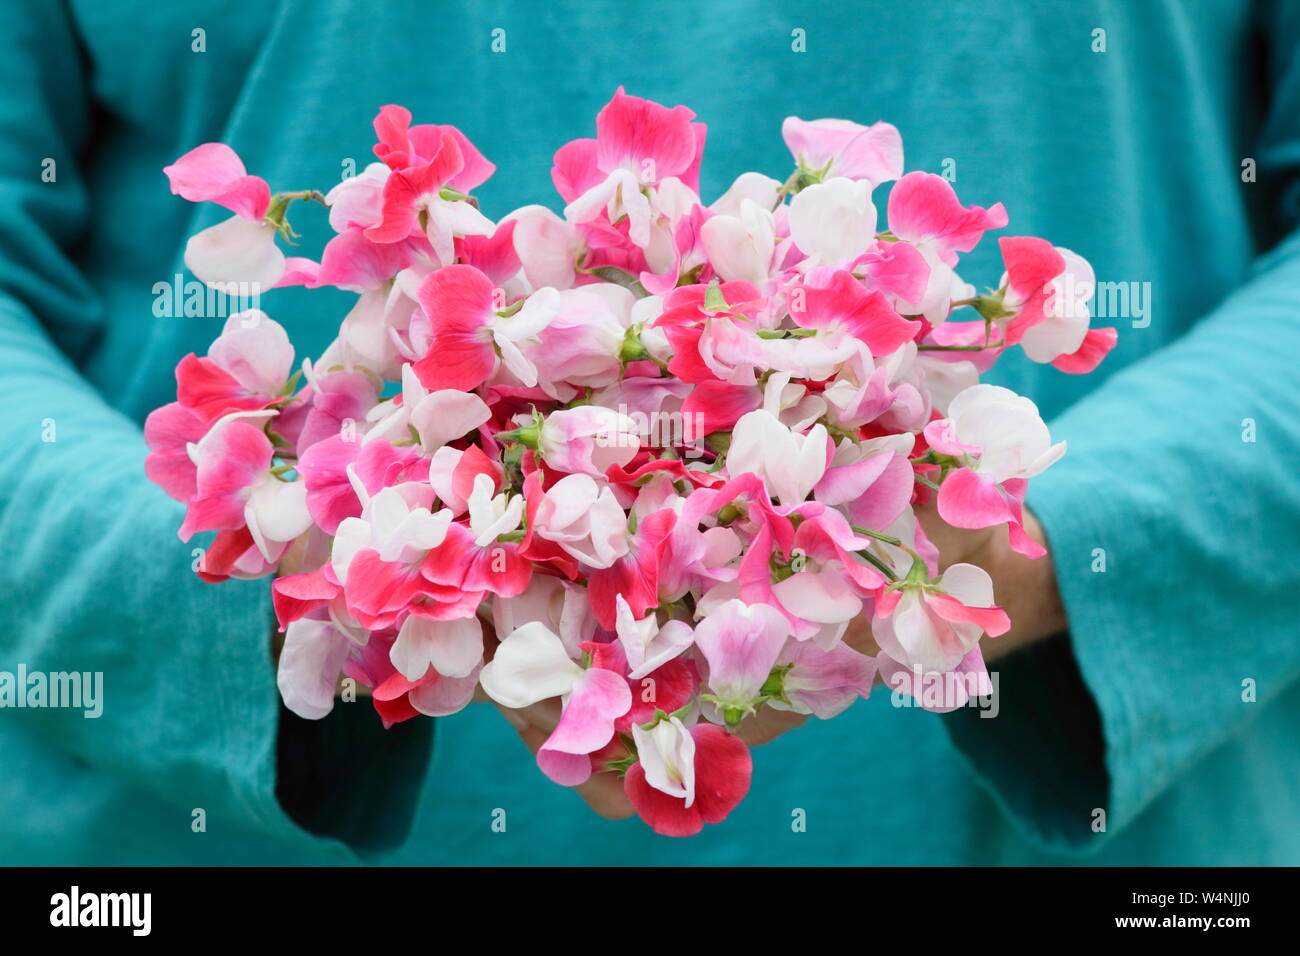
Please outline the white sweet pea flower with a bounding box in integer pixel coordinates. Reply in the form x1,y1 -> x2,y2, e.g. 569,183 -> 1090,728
700,197 -> 776,284
631,715 -> 697,804
467,472 -> 525,546
184,214 -> 285,294
330,480 -> 454,584
727,409 -> 830,508
788,177 -> 877,266
614,594 -> 695,680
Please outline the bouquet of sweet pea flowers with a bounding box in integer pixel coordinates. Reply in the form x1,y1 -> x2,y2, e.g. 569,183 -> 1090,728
146,88 -> 1115,836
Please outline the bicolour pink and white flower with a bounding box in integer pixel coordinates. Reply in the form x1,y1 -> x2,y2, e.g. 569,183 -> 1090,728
149,89 -> 1114,837
782,116 -> 903,186
412,264 -> 559,391
479,621 -> 632,785
998,236 -> 1118,373
924,384 -> 1065,557
873,562 -> 1010,674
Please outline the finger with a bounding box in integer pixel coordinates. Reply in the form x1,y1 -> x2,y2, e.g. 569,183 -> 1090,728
842,613 -> 881,658
511,699 -> 561,735
574,772 -> 635,820
735,707 -> 806,746
497,705 -> 634,820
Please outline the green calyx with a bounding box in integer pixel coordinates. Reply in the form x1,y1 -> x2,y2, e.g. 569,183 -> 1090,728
703,279 -> 730,313
717,501 -> 746,525
972,290 -> 1014,322
904,556 -> 934,587
262,190 -> 326,244
759,663 -> 794,706
495,423 -> 540,449
497,407 -> 545,451
619,325 -> 651,363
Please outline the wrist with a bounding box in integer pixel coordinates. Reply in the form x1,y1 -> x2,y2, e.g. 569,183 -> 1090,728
978,507 -> 1067,661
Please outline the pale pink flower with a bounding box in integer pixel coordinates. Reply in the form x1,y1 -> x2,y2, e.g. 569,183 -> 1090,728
872,563 -> 1010,674
539,406 -> 640,477
693,599 -> 791,720
782,117 -> 903,186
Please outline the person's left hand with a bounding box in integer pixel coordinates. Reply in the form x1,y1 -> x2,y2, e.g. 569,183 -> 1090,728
913,497 -> 1067,659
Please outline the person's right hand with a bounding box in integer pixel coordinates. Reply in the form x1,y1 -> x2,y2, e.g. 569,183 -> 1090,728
493,697 -> 638,820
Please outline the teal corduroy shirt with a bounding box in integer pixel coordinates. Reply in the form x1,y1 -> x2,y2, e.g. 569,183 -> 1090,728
1,0 -> 1297,865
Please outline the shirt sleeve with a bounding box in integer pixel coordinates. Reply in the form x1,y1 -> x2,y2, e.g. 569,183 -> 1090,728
0,0 -> 431,859
941,0 -> 1300,852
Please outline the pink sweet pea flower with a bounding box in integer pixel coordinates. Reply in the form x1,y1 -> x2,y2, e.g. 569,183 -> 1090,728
178,419 -> 312,561
361,631 -> 483,722
538,405 -> 641,477
557,89 -> 707,252
700,197 -> 776,284
756,507 -> 887,643
389,614 -> 485,682
371,104 -> 495,192
529,473 -> 630,570
291,365 -> 380,455
815,438 -> 915,532
998,236 -> 1118,372
506,205 -> 581,291
329,482 -> 478,630
769,639 -> 878,719
872,562 -> 1010,674
693,599 -> 791,722
886,171 -> 1009,266
144,401 -> 209,502
164,144 -> 290,292
164,143 -> 271,220
365,363 -> 491,455
552,87 -> 705,203
614,594 -> 695,680
192,526 -> 280,582
310,225 -> 426,293
878,643 -> 993,714
492,575 -> 597,659
623,722 -> 751,837
364,105 -> 497,261
782,117 -> 903,187
271,563 -> 349,631
789,269 -> 922,357
297,434 -> 429,536
325,162 -> 389,232
404,662 -> 484,718
630,715 -> 696,804
428,443 -> 504,517
585,507 -> 677,629
478,622 -> 633,786
527,287 -> 631,395
457,218 -> 523,287
924,384 -> 1065,557
420,473 -> 532,602
879,172 -> 1007,324
276,616 -> 356,720
183,215 -> 286,293
174,311 -> 294,422
412,264 -> 559,391
584,639 -> 699,734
